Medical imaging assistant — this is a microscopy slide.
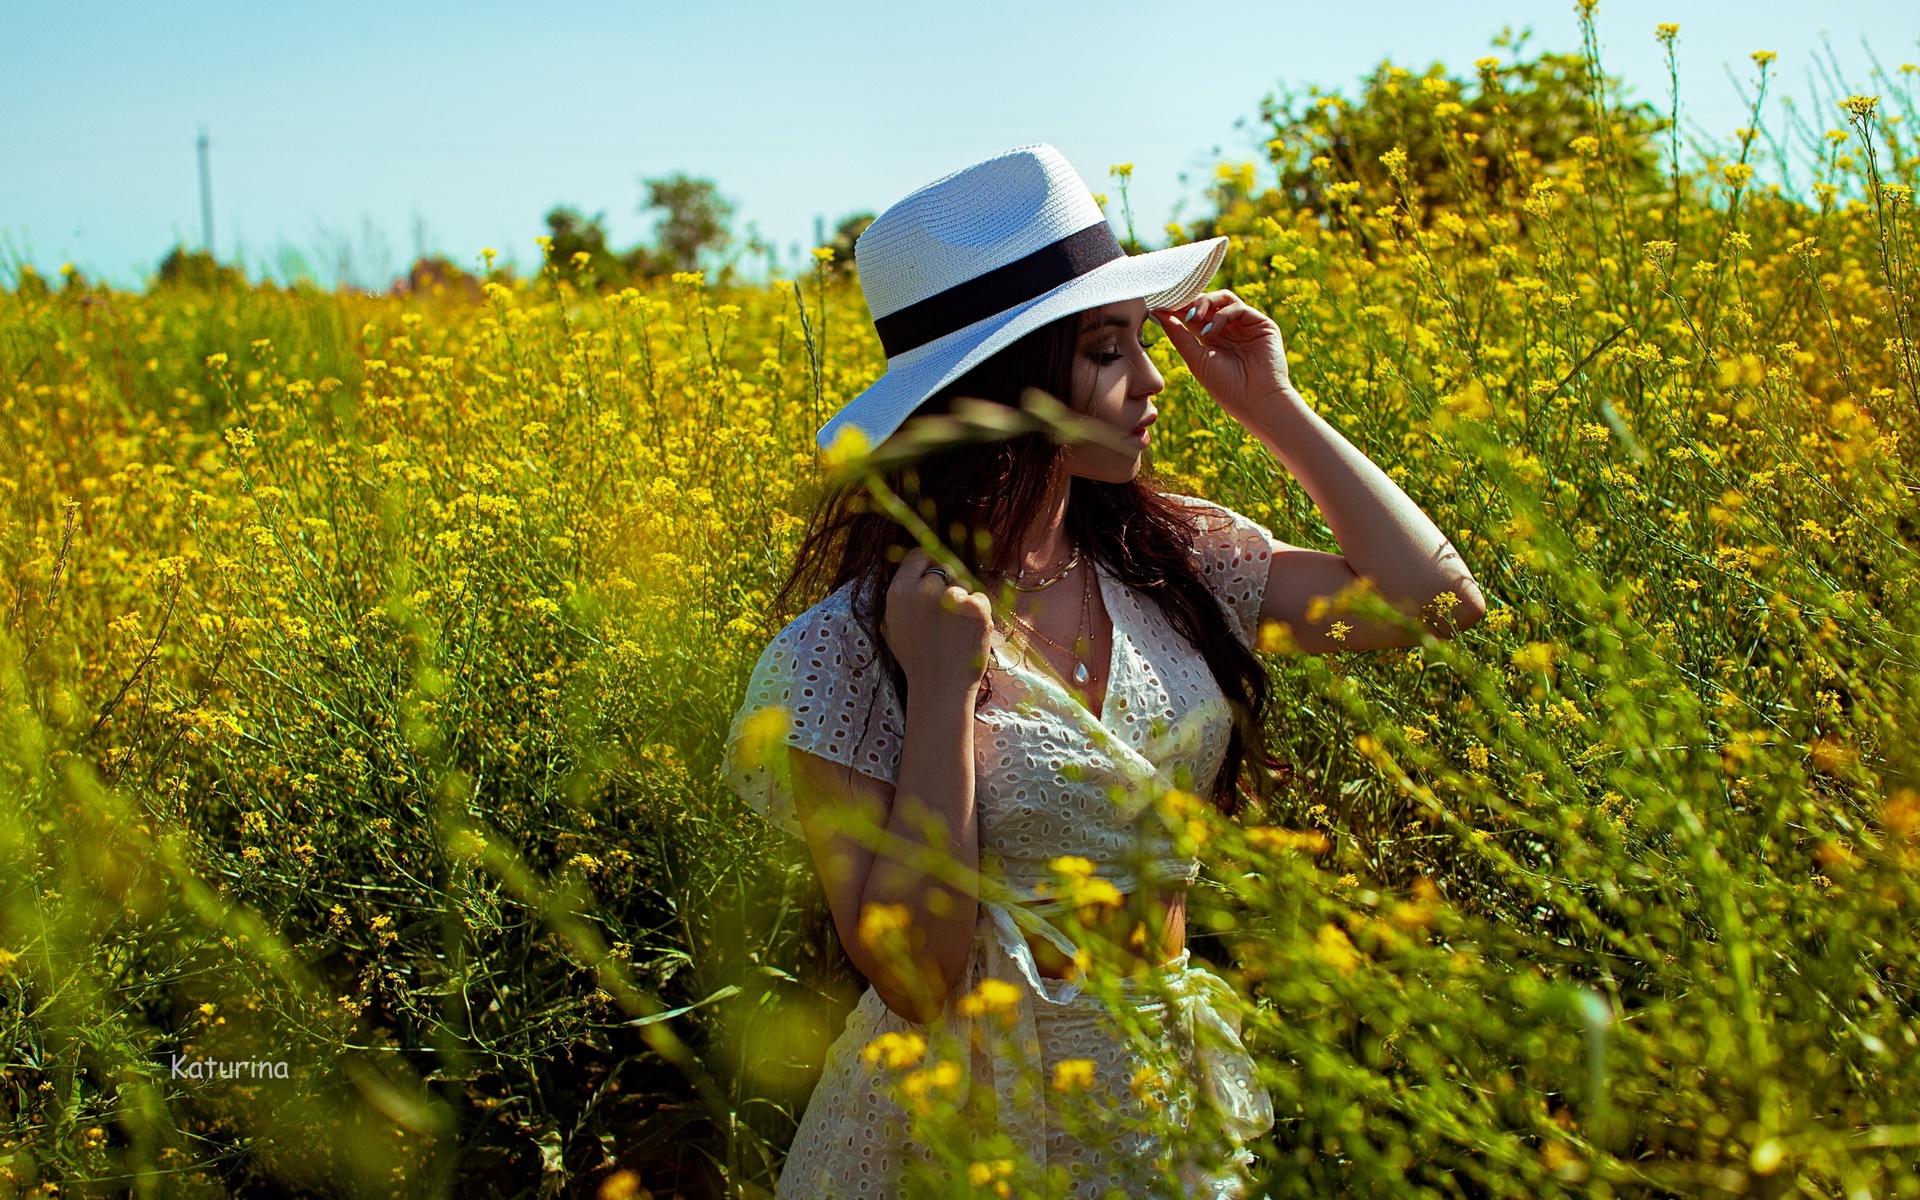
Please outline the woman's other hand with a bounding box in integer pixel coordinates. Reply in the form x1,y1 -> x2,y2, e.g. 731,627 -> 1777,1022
882,549 -> 993,696
1151,289 -> 1293,423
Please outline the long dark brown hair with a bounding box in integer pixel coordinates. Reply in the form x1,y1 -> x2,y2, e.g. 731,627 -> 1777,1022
775,310 -> 1279,815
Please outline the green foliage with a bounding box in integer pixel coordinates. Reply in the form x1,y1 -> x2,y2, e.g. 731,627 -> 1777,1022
2,13 -> 1918,1199
823,213 -> 875,279
539,175 -> 738,290
156,247 -> 247,292
1233,40 -> 1663,231
11,265 -> 50,299
540,206 -> 662,288
642,174 -> 735,275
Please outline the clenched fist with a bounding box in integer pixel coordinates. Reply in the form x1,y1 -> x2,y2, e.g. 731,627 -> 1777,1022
881,549 -> 993,697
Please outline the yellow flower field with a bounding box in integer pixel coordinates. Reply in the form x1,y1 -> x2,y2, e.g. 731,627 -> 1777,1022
2,12 -> 1917,1198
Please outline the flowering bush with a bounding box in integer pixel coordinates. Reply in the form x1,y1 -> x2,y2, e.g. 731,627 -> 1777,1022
1,10 -> 1916,1198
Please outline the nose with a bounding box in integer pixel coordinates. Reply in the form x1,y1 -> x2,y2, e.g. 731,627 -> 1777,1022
1134,341 -> 1165,399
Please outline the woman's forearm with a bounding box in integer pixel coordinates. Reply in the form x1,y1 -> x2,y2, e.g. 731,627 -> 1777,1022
857,682 -> 980,1021
1239,382 -> 1485,619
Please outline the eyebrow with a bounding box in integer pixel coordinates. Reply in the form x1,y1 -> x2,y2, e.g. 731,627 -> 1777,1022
1078,314 -> 1137,335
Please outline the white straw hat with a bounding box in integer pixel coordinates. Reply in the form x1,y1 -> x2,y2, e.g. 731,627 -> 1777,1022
817,143 -> 1227,451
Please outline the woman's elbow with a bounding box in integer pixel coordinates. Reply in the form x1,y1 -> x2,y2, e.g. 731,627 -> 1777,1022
865,964 -> 951,1024
1430,576 -> 1488,638
851,946 -> 957,1025
874,984 -> 947,1026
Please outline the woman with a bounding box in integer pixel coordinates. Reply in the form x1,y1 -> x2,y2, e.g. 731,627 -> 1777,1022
725,144 -> 1486,1198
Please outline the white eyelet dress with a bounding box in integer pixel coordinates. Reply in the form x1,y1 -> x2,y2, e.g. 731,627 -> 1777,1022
723,495 -> 1279,1199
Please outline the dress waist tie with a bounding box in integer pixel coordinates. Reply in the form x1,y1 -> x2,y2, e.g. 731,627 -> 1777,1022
950,899 -> 1274,1187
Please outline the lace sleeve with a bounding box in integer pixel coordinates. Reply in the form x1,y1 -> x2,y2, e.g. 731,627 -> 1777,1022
1167,493 -> 1277,650
722,587 -> 905,838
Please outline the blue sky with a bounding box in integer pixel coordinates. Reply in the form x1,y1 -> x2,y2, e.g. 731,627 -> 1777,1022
4,1 -> 1914,289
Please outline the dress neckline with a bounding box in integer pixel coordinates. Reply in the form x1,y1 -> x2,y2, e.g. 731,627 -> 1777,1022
991,560 -> 1125,727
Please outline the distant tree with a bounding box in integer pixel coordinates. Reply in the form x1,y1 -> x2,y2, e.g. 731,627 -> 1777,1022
542,207 -> 631,285
642,175 -> 734,273
156,246 -> 245,291
1181,38 -> 1663,241
397,255 -> 484,301
825,212 -> 875,279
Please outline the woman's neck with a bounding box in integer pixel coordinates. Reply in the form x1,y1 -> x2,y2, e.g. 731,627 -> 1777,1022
1011,472 -> 1075,577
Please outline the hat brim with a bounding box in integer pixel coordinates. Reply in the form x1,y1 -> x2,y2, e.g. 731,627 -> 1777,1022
817,235 -> 1228,451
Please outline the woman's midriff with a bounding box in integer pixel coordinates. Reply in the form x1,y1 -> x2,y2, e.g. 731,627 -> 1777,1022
1020,887 -> 1187,980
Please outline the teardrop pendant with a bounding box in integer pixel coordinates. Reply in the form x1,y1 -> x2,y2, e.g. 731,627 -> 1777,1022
1073,661 -> 1090,685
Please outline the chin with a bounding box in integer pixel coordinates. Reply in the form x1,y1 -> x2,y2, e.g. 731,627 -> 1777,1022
1076,452 -> 1145,484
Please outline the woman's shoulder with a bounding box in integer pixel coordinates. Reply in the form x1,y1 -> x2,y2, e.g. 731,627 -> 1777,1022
750,581 -> 901,711
727,582 -> 900,836
1159,491 -> 1277,548
761,581 -> 877,661
1155,491 -> 1276,644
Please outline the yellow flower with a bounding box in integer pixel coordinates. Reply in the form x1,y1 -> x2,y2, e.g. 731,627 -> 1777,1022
597,1169 -> 645,1200
1840,94 -> 1878,119
736,705 -> 791,768
857,902 -> 912,950
899,1058 -> 963,1105
1257,619 -> 1295,653
1052,1058 -> 1096,1092
1246,826 -> 1330,855
1315,924 -> 1360,974
1068,876 -> 1124,911
822,425 -> 871,471
859,1030 -> 927,1070
1048,855 -> 1094,879
1511,642 -> 1557,673
958,978 -> 1023,1019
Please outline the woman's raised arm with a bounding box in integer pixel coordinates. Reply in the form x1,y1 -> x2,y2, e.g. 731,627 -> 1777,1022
1154,291 -> 1487,653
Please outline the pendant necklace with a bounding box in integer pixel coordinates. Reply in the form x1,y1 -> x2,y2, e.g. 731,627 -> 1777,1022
1006,560 -> 1095,687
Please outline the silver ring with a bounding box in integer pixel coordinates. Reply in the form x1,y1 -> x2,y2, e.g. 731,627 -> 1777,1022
927,565 -> 953,583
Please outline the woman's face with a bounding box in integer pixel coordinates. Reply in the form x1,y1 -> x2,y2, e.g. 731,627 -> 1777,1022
1059,298 -> 1164,483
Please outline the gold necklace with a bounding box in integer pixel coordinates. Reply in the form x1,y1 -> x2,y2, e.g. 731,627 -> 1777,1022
1005,562 -> 1096,686
1006,547 -> 1081,593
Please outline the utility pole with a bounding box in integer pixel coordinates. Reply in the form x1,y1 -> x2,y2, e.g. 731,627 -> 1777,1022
814,214 -> 824,250
197,124 -> 215,256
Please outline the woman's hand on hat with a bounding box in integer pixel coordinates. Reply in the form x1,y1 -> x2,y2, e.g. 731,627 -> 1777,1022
1151,290 -> 1295,422
883,548 -> 993,697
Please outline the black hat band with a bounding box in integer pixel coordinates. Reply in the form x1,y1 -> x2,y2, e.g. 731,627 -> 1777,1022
871,222 -> 1123,359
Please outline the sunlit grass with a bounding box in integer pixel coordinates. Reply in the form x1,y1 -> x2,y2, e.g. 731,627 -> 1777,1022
2,9 -> 1917,1197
